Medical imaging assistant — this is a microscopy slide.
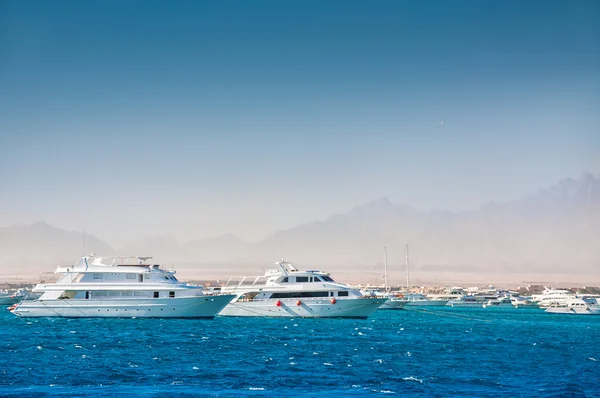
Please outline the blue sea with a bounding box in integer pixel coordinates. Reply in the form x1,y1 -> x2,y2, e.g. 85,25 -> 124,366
1,307 -> 598,397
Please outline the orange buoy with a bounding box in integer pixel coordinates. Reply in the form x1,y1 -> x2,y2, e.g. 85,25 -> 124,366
276,300 -> 282,307
330,298 -> 336,304
296,300 -> 302,306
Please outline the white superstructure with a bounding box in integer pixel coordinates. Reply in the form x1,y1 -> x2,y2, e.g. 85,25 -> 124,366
213,260 -> 386,318
533,288 -> 577,308
12,256 -> 234,318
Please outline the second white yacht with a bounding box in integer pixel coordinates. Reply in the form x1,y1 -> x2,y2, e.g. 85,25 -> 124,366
11,256 -> 235,318
212,260 -> 387,318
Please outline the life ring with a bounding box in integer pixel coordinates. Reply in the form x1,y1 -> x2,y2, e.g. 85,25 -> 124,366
330,298 -> 336,304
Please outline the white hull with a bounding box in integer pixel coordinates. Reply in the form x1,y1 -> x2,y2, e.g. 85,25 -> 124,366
379,299 -> 406,310
380,299 -> 448,309
545,306 -> 600,315
219,297 -> 386,318
12,295 -> 235,318
482,303 -> 514,309
0,297 -> 20,306
447,301 -> 483,308
513,303 -> 540,309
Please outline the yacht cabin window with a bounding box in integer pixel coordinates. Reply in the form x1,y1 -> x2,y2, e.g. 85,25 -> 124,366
281,277 -> 288,283
153,292 -> 159,298
126,274 -> 136,279
271,291 -> 329,298
93,274 -> 103,279
338,291 -> 349,297
169,291 -> 175,298
296,277 -> 309,283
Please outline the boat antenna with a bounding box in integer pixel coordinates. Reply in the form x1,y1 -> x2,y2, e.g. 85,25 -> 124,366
383,246 -> 388,292
82,224 -> 86,257
405,244 -> 410,291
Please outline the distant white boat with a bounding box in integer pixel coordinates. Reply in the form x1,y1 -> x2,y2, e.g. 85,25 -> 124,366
482,296 -> 513,308
510,296 -> 540,309
427,287 -> 466,302
533,288 -> 576,308
446,296 -> 483,308
400,293 -> 448,307
380,245 -> 447,309
12,256 -> 235,318
213,260 -> 386,318
545,297 -> 600,315
0,289 -> 28,306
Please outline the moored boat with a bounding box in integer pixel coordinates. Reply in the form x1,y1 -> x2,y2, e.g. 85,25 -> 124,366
0,289 -> 28,306
212,260 -> 386,318
12,255 -> 235,318
545,297 -> 600,315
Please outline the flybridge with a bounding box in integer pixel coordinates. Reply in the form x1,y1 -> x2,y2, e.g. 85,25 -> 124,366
55,256 -> 160,273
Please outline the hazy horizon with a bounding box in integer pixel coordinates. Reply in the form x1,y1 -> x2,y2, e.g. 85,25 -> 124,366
1,2 -> 599,256
1,170 -> 598,247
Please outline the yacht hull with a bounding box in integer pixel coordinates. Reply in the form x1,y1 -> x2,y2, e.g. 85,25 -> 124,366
545,306 -> 600,315
12,295 -> 235,318
219,297 -> 387,318
379,299 -> 449,309
447,301 -> 483,308
0,297 -> 20,306
406,299 -> 448,307
379,299 -> 406,310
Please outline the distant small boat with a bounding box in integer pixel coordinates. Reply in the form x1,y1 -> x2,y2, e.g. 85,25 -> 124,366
482,296 -> 513,308
398,293 -> 448,307
545,297 -> 600,315
447,296 -> 483,308
510,296 -> 539,309
533,288 -> 576,308
0,289 -> 28,306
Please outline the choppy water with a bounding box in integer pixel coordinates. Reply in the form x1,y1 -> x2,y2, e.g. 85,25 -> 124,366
0,307 -> 598,397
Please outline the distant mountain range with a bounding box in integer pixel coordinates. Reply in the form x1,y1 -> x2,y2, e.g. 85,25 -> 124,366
1,172 -> 599,282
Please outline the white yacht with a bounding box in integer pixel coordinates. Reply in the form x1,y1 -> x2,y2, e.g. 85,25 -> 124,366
482,296 -> 513,308
212,260 -> 387,318
446,295 -> 484,308
533,288 -> 576,308
381,293 -> 448,309
0,289 -> 28,306
378,293 -> 407,309
510,296 -> 540,309
427,287 -> 467,302
11,256 -> 235,318
545,297 -> 600,315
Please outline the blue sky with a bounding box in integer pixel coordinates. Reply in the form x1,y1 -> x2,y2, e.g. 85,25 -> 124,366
1,0 -> 598,245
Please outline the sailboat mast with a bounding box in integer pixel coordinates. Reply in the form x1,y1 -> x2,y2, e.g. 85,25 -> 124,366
383,246 -> 388,291
405,244 -> 410,291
